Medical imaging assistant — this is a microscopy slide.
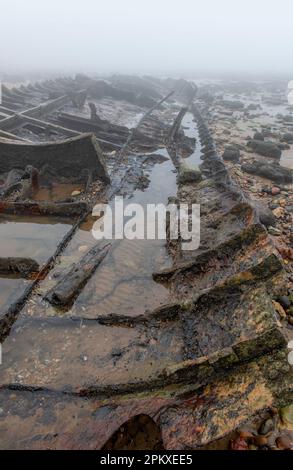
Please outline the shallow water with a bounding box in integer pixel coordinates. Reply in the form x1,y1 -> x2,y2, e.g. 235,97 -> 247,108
0,215 -> 72,312
181,112 -> 203,166
69,150 -> 177,317
27,149 -> 178,318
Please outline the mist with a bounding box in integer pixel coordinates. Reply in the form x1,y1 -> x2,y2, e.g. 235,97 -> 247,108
1,0 -> 293,77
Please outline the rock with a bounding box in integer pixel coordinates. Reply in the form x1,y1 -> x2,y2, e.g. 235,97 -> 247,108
268,226 -> 281,236
272,207 -> 285,218
259,418 -> 274,435
280,405 -> 293,430
71,190 -> 81,197
247,140 -> 282,159
78,245 -> 88,253
276,436 -> 292,450
241,161 -> 293,184
222,146 -> 240,162
278,198 -> 287,207
247,103 -> 260,111
272,300 -> 287,319
271,187 -> 281,195
219,100 -> 245,110
253,201 -> 276,227
238,429 -> 254,439
278,143 -> 290,150
178,163 -> 202,184
254,435 -> 268,447
276,245 -> 293,261
230,437 -> 249,450
253,132 -> 264,141
281,133 -> 293,144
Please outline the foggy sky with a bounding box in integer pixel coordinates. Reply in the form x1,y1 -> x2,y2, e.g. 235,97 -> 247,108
1,0 -> 292,77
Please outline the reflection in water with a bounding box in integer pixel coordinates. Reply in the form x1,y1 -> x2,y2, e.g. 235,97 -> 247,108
0,215 -> 72,312
70,150 -> 177,317
181,112 -> 203,165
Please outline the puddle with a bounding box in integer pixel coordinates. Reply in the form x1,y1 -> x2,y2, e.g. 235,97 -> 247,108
26,149 -> 178,318
0,215 -> 73,313
32,183 -> 84,202
181,112 -> 203,165
69,150 -> 177,317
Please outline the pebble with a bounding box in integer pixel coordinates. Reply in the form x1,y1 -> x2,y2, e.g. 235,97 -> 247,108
254,435 -> 268,447
78,245 -> 88,253
238,429 -> 254,439
272,300 -> 287,319
276,436 -> 292,450
278,199 -> 287,207
230,437 -> 249,450
272,207 -> 285,218
71,190 -> 81,197
271,187 -> 281,195
268,226 -> 282,236
259,418 -> 274,435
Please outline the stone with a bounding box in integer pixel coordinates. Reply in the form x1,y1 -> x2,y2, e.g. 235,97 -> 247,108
71,190 -> 81,197
253,132 -> 264,141
281,133 -> 293,144
272,207 -> 285,218
272,301 -> 287,319
230,437 -> 249,450
178,162 -> 202,184
253,201 -> 276,227
241,161 -> 292,184
280,405 -> 293,430
254,435 -> 268,446
222,146 -> 240,162
247,140 -> 282,159
259,418 -> 274,435
271,187 -> 281,195
268,226 -> 281,236
276,436 -> 292,450
78,245 -> 88,253
219,100 -> 245,110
